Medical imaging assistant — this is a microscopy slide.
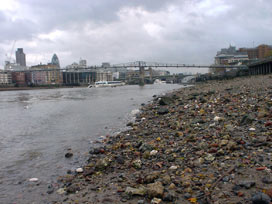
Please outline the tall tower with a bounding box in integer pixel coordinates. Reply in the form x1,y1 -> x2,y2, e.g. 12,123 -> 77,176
15,48 -> 26,66
51,54 -> 60,68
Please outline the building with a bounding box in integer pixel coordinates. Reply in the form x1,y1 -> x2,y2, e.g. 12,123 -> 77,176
79,59 -> 87,67
96,71 -> 113,81
215,46 -> 249,65
4,61 -> 27,71
62,71 -> 96,85
12,72 -> 26,86
66,59 -> 87,70
239,44 -> 272,60
15,48 -> 26,66
29,64 -> 63,85
51,54 -> 60,68
0,71 -> 12,85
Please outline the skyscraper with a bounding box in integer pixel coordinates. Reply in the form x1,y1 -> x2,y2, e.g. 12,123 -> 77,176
51,54 -> 60,68
15,48 -> 26,66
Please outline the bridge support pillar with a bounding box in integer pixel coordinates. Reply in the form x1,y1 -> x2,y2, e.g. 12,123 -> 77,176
149,67 -> 153,82
139,66 -> 145,86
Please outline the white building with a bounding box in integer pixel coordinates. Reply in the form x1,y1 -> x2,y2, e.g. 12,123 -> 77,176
215,46 -> 249,65
0,71 -> 12,85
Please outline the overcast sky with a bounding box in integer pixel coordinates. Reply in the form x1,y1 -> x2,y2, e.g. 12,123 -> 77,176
0,0 -> 271,69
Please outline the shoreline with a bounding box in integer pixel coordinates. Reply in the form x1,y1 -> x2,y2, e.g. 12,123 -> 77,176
55,75 -> 272,204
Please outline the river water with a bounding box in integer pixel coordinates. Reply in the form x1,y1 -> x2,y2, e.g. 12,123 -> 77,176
0,84 -> 182,204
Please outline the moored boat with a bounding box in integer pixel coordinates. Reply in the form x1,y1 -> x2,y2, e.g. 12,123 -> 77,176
88,81 -> 125,88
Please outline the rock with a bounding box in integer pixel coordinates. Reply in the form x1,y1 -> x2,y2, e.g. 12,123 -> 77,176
157,107 -> 169,115
162,192 -> 175,201
66,184 -> 80,194
249,127 -> 256,131
144,171 -> 160,183
227,140 -> 237,150
116,156 -> 125,164
139,143 -> 153,152
220,139 -> 229,146
127,122 -> 133,127
138,200 -> 145,204
125,186 -> 146,196
225,124 -> 234,131
151,198 -> 162,204
159,96 -> 174,106
95,158 -> 109,170
169,166 -> 178,170
147,181 -> 164,198
29,178 -> 39,182
56,188 -> 66,195
214,116 -> 223,121
132,159 -> 142,169
150,150 -> 158,156
76,168 -> 83,173
65,152 -> 73,158
265,188 -> 272,198
238,180 -> 256,189
262,177 -> 272,184
161,174 -> 171,185
240,114 -> 254,125
205,154 -> 215,161
168,183 -> 176,190
251,192 -> 271,204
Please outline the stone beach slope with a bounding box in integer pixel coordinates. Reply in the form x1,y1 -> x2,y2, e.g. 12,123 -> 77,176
58,75 -> 272,204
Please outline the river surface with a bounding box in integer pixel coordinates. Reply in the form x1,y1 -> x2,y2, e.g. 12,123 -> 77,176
0,84 -> 183,204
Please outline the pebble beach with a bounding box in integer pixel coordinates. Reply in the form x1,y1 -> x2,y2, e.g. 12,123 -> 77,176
56,75 -> 272,204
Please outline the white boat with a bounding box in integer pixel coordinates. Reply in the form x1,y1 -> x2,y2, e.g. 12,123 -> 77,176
154,79 -> 167,84
88,81 -> 125,88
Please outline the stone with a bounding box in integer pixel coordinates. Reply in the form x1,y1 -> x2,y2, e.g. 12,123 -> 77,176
76,168 -> 83,173
56,188 -> 66,195
147,181 -> 164,198
150,150 -> 158,156
159,96 -> 174,106
251,192 -> 271,204
220,139 -> 229,146
132,159 -> 142,169
29,178 -> 39,182
157,107 -> 169,115
125,186 -> 147,196
205,154 -> 215,161
168,183 -> 176,190
95,158 -> 109,170
262,177 -> 272,184
144,171 -> 160,183
162,192 -> 175,201
65,152 -> 73,158
161,174 -> 171,185
66,184 -> 80,194
151,198 -> 162,204
238,180 -> 256,189
214,116 -> 223,121
169,166 -> 178,170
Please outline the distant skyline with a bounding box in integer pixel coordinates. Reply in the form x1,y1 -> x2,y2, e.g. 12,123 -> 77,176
0,0 -> 271,69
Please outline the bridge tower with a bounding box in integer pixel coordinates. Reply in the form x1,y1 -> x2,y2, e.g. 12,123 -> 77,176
149,67 -> 152,82
138,61 -> 145,86
139,66 -> 145,86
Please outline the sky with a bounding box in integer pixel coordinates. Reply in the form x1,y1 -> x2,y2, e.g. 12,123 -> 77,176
0,0 -> 271,69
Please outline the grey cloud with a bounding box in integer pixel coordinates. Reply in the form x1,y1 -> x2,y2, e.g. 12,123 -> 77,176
0,0 -> 272,68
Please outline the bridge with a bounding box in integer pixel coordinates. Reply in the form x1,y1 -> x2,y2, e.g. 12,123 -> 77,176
10,61 -> 247,86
